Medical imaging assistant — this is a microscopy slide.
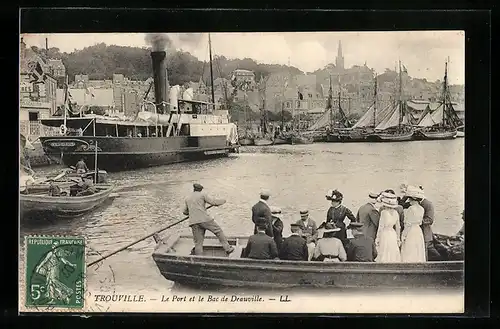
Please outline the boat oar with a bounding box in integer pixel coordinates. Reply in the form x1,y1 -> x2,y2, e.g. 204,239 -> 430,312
87,205 -> 214,267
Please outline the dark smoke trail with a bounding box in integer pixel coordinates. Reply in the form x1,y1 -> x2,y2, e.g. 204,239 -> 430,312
145,33 -> 172,52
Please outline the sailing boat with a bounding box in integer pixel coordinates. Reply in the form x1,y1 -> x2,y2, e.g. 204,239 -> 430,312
254,77 -> 274,146
288,87 -> 313,145
323,76 -> 361,142
366,62 -> 414,142
413,59 -> 462,140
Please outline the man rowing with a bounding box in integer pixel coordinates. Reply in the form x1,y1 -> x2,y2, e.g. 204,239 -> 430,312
183,183 -> 235,256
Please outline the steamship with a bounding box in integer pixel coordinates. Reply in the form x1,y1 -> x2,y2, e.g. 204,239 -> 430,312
38,35 -> 239,172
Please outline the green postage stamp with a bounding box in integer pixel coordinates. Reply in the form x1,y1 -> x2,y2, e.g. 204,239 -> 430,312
24,236 -> 86,309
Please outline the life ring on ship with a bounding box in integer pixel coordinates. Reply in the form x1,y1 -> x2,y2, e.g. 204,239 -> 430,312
59,124 -> 67,135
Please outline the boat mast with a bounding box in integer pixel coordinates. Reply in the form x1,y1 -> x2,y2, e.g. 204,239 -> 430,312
208,33 -> 215,109
442,59 -> 448,127
373,74 -> 377,128
329,75 -> 333,128
398,60 -> 403,129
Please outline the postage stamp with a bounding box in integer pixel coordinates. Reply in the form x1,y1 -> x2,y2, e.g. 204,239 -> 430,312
24,236 -> 86,309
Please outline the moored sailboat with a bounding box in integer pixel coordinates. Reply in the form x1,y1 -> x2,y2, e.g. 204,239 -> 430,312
413,59 -> 463,140
366,62 -> 415,142
253,77 -> 274,146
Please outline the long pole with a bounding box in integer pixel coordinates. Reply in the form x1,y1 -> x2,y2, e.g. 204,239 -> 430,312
87,205 -> 214,267
208,33 -> 215,108
94,140 -> 98,183
63,75 -> 68,133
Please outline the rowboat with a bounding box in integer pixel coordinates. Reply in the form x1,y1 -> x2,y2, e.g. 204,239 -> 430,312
20,183 -> 114,219
152,234 -> 464,290
290,135 -> 314,145
253,138 -> 274,146
456,125 -> 464,138
238,137 -> 255,146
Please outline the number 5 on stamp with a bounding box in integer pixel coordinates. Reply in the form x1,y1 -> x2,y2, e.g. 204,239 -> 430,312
25,236 -> 85,308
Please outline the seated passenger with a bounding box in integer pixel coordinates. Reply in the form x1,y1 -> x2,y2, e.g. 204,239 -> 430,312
270,206 -> 284,251
344,222 -> 377,262
75,158 -> 89,174
312,224 -> 347,262
48,180 -> 62,197
295,208 -> 318,261
75,178 -> 98,196
241,223 -> 279,260
279,224 -> 308,261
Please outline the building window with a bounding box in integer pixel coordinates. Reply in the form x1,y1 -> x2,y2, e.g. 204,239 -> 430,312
286,102 -> 291,108
28,112 -> 39,121
308,93 -> 313,98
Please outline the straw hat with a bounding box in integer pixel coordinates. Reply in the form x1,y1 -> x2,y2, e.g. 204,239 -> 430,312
406,185 -> 425,199
379,192 -> 399,208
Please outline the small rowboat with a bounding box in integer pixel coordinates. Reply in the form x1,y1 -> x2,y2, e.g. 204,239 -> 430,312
253,138 -> 274,146
152,234 -> 464,290
20,184 -> 114,219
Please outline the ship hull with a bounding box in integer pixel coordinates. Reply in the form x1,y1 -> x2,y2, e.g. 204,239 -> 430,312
39,135 -> 234,172
365,131 -> 414,142
254,138 -> 274,146
413,129 -> 458,140
239,137 -> 255,146
272,138 -> 289,145
326,132 -> 368,143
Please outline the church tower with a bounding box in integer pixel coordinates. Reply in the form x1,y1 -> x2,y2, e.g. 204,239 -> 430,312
335,40 -> 344,70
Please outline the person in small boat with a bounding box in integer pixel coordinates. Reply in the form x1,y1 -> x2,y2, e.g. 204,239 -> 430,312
48,180 -> 62,197
75,178 -> 98,196
183,183 -> 235,256
417,188 -> 441,261
383,189 -> 405,235
400,186 -> 427,263
356,192 -> 380,241
312,224 -> 347,262
75,158 -> 89,174
456,210 -> 464,237
374,192 -> 402,263
345,222 -> 377,262
295,208 -> 318,261
321,189 -> 357,247
279,224 -> 308,261
251,189 -> 274,238
242,223 -> 279,260
270,206 -> 284,251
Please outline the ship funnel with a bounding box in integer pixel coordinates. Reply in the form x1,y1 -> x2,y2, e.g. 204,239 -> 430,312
150,51 -> 168,114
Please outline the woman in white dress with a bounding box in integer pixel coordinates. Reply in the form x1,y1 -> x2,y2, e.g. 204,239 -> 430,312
375,192 -> 401,263
400,186 -> 426,262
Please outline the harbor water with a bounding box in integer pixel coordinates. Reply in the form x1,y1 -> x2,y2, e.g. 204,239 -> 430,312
20,139 -> 464,294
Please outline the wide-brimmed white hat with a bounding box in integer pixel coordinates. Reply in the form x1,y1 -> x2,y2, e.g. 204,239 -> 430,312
405,185 -> 425,199
379,192 -> 399,208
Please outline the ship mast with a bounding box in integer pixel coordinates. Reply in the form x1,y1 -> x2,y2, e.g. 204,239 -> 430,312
208,33 -> 215,108
328,75 -> 333,128
398,60 -> 403,129
442,59 -> 448,127
373,74 -> 377,128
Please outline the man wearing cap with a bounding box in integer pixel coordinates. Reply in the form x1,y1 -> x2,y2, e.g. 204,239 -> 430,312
356,192 -> 380,241
270,207 -> 284,251
295,209 -> 318,261
416,189 -> 440,261
323,189 -> 357,246
183,183 -> 235,256
279,224 -> 309,261
312,224 -> 347,262
251,189 -> 274,238
242,223 -> 279,260
345,222 -> 377,262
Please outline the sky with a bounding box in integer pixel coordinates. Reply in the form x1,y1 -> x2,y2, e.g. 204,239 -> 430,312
21,31 -> 465,84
